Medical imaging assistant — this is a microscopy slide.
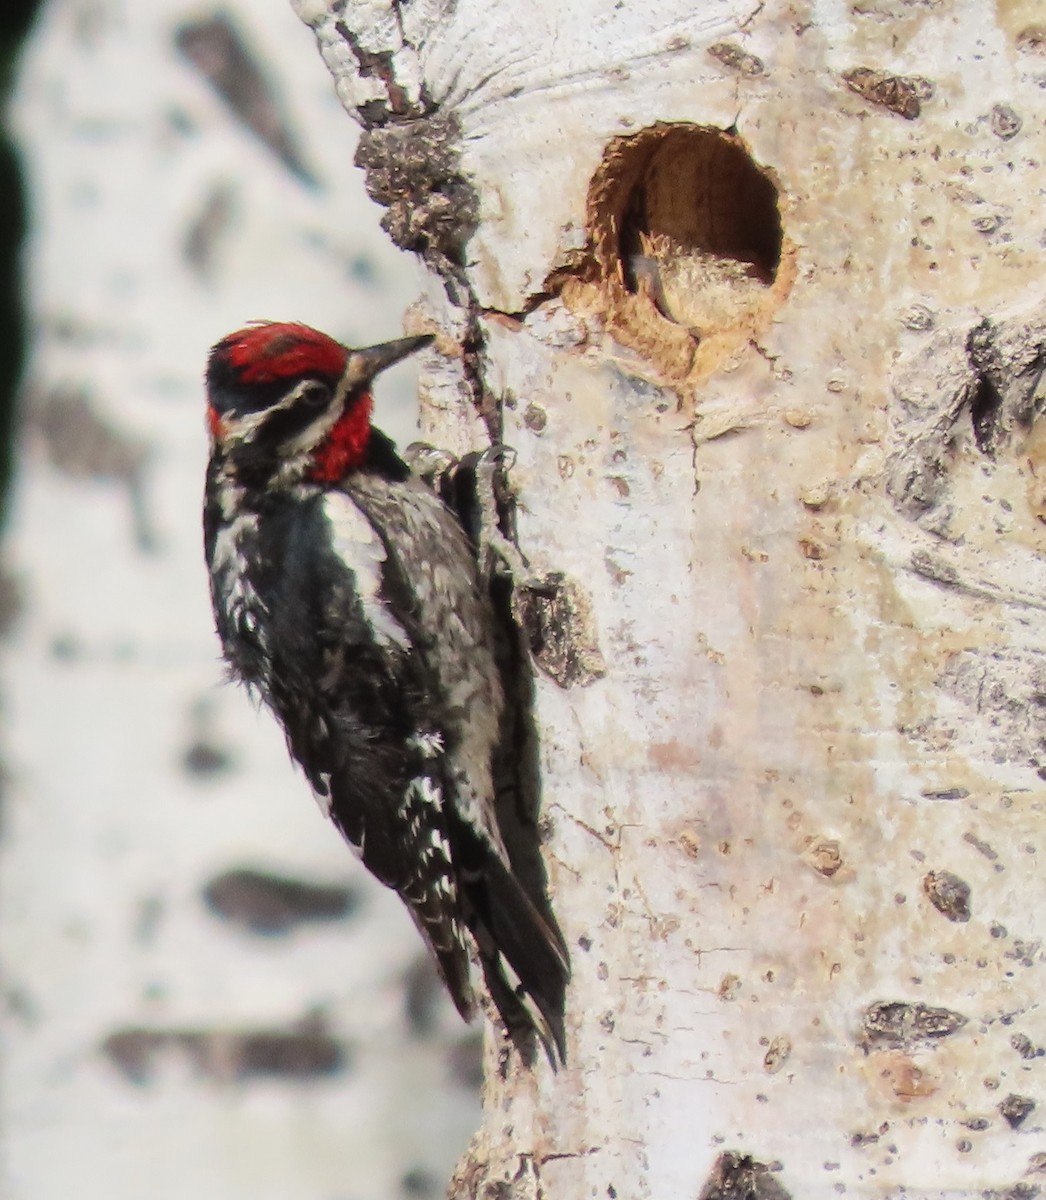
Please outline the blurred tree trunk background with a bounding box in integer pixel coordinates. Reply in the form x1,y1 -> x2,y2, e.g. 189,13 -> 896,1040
0,2 -> 37,522
2,4 -> 476,1199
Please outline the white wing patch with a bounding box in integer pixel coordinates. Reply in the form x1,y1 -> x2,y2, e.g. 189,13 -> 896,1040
321,492 -> 411,650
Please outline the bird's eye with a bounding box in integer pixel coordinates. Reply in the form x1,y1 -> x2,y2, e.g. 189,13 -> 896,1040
299,381 -> 331,409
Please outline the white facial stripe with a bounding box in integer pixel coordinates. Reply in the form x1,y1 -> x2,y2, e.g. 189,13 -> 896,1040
332,361 -> 355,413
274,365 -> 365,466
278,380 -> 343,456
222,378 -> 341,453
321,492 -> 411,650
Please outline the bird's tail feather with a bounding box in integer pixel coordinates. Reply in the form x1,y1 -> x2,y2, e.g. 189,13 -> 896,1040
406,901 -> 476,1023
468,852 -> 570,1066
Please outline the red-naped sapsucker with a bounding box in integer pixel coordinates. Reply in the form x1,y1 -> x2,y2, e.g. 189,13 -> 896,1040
203,321 -> 567,1062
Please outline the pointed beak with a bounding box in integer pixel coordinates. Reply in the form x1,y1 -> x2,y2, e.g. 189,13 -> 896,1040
344,334 -> 434,389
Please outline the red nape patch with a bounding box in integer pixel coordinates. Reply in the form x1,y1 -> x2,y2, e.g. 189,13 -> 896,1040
310,392 -> 373,482
221,322 -> 347,385
206,404 -> 224,439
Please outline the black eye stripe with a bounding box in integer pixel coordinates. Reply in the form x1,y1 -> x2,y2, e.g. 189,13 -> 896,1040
256,383 -> 336,445
258,406 -> 321,446
210,369 -> 338,417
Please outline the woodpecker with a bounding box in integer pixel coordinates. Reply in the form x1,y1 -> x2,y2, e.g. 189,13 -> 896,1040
203,321 -> 568,1062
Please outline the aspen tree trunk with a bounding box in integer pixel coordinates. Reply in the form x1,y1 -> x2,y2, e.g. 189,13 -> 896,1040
294,2 -> 1046,1196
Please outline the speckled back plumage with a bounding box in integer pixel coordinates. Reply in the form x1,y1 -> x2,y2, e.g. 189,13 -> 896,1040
203,324 -> 568,1062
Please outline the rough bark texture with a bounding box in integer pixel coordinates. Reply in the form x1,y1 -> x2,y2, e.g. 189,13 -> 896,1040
293,0 -> 1046,1196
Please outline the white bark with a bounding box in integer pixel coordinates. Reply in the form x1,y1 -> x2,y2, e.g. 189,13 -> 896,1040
3,3 -> 477,1198
294,1 -> 1046,1196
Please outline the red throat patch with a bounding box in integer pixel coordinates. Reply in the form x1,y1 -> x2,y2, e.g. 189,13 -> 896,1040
310,392 -> 373,482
